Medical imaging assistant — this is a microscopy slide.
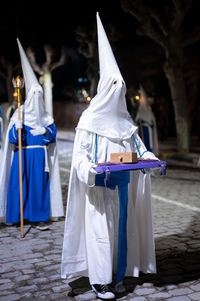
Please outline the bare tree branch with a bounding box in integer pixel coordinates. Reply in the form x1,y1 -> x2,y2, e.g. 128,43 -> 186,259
171,0 -> 192,29
150,6 -> 169,37
75,25 -> 96,58
43,45 -> 54,71
138,20 -> 168,48
172,0 -> 192,16
182,27 -> 200,47
26,47 -> 42,75
51,47 -> 68,71
121,0 -> 168,48
121,0 -> 144,24
182,0 -> 193,15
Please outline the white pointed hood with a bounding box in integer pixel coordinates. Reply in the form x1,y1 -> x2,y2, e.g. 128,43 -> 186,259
17,38 -> 40,96
136,85 -> 155,125
15,38 -> 53,128
77,12 -> 137,141
96,12 -> 123,93
139,85 -> 148,107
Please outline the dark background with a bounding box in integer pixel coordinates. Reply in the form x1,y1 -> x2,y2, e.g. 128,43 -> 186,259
0,0 -> 199,137
0,0 -> 168,94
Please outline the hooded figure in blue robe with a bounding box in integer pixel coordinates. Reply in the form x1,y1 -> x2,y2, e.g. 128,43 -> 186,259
0,39 -> 64,225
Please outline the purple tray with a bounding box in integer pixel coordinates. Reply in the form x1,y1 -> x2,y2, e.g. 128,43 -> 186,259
93,159 -> 167,174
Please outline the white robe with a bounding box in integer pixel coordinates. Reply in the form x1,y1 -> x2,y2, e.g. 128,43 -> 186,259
61,128 -> 157,284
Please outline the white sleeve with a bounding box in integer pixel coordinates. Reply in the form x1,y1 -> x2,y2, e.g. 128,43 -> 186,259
73,130 -> 97,186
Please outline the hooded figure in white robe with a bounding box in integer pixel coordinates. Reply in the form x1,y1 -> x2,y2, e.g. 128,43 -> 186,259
0,38 -> 64,224
61,13 -> 158,291
135,86 -> 159,156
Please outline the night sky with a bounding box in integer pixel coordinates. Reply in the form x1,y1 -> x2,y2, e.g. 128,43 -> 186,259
0,0 -> 140,99
0,1 -> 135,60
0,0 -> 199,103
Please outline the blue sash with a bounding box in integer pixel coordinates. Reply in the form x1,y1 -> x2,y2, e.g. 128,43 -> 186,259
95,171 -> 130,284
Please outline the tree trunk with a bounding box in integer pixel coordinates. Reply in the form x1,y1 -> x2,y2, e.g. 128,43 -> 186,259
87,70 -> 98,98
164,44 -> 190,153
43,72 -> 53,117
86,57 -> 99,98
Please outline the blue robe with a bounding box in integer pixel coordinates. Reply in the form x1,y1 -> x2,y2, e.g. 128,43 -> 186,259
6,124 -> 57,223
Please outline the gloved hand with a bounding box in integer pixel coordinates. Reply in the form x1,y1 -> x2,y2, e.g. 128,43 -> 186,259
30,126 -> 46,136
15,120 -> 23,130
90,164 -> 98,174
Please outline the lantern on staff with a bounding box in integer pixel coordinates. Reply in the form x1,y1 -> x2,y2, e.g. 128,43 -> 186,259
12,75 -> 24,238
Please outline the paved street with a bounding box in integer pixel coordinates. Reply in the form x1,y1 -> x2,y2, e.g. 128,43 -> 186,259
0,131 -> 200,300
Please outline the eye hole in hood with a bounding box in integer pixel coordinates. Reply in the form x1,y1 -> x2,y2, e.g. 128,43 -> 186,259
113,79 -> 125,85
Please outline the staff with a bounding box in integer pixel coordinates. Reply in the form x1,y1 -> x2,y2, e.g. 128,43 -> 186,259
13,75 -> 24,238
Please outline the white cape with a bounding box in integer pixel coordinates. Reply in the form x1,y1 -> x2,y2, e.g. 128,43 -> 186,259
61,128 -> 157,280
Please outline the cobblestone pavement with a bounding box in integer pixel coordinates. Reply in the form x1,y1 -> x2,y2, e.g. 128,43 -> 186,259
0,133 -> 200,301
